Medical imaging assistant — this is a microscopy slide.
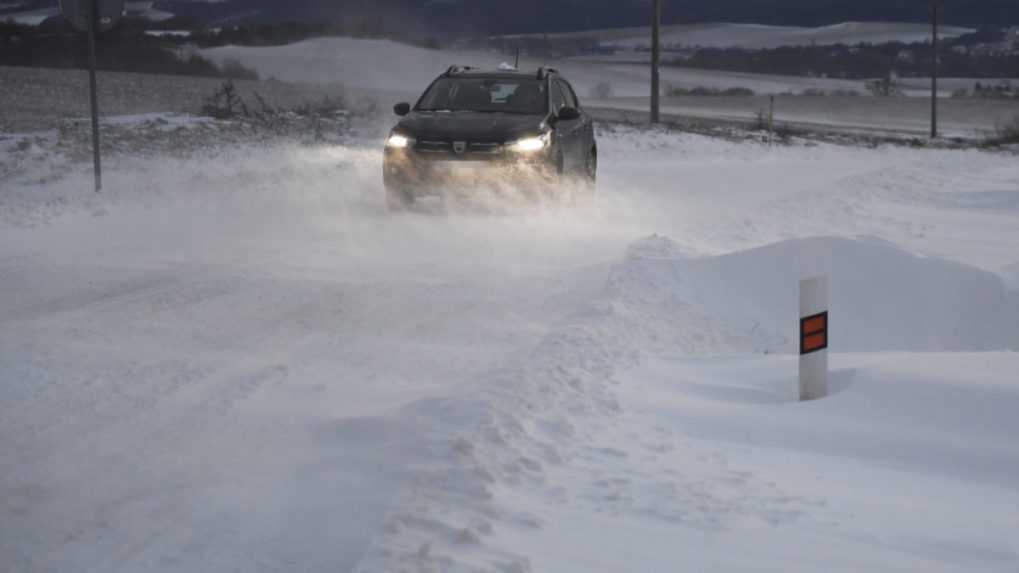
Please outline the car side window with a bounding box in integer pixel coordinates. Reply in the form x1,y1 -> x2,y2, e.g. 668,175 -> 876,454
557,80 -> 579,109
550,80 -> 567,113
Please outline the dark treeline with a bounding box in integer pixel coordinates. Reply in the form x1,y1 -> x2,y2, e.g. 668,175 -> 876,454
0,21 -> 257,79
672,40 -> 1019,80
5,0 -> 1019,36
454,0 -> 1019,35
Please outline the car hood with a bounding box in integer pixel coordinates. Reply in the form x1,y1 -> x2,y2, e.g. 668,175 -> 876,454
394,112 -> 547,142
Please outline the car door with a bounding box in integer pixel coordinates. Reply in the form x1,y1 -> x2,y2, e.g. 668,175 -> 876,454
560,79 -> 594,160
550,79 -> 582,171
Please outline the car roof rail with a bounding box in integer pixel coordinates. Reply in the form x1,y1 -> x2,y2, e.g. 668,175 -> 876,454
537,66 -> 559,79
444,65 -> 477,76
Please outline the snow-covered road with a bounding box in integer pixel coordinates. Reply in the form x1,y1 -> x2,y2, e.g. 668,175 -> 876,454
2,127 -> 1018,571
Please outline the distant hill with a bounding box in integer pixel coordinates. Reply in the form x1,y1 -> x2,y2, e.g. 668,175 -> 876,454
4,0 -> 1018,34
427,0 -> 1018,34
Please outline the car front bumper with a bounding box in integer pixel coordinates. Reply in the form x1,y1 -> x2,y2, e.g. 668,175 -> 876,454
383,146 -> 556,196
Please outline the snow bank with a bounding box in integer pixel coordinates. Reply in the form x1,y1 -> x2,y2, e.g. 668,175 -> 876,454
614,235 -> 1019,354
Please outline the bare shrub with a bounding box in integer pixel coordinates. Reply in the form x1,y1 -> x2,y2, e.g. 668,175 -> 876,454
866,75 -> 903,97
985,116 -> 1019,146
753,108 -> 769,131
201,80 -> 249,119
722,87 -> 755,96
199,82 -> 354,143
974,82 -> 1019,100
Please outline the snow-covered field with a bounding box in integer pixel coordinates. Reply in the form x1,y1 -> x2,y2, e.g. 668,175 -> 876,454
202,36 -> 873,98
590,95 -> 1019,140
505,21 -> 976,50
201,37 -> 1019,139
2,113 -> 1018,571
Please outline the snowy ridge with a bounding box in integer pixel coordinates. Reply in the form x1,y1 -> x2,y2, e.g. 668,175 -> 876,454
619,236 -> 1019,353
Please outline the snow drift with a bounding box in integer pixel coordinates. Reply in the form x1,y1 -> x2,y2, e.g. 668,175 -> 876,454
614,235 -> 1019,354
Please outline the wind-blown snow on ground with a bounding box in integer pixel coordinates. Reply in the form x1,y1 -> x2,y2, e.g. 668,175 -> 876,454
2,125 -> 1018,571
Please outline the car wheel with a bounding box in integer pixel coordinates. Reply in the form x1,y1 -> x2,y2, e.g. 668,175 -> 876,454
584,147 -> 598,185
385,184 -> 414,211
570,147 -> 597,203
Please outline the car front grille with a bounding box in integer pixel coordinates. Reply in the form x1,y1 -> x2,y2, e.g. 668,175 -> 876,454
416,140 -> 452,153
414,140 -> 505,158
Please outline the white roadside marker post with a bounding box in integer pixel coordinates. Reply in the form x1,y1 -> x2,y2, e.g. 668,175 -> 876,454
799,276 -> 829,401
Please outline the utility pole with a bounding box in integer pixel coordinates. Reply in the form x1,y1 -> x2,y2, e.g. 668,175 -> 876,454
650,0 -> 661,123
87,0 -> 102,190
60,0 -> 124,192
930,0 -> 940,139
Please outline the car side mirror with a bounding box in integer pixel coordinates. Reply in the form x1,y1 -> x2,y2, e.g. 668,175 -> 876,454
393,102 -> 411,116
557,106 -> 581,121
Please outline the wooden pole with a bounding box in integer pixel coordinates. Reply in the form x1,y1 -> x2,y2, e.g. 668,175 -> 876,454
87,0 -> 102,191
650,0 -> 661,124
931,0 -> 939,139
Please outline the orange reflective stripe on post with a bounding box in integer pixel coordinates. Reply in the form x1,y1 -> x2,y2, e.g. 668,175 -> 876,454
800,311 -> 828,355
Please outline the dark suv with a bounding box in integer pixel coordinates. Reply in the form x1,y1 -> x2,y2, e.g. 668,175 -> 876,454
383,66 -> 597,209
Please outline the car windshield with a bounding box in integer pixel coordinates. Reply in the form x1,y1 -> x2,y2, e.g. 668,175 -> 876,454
417,77 -> 548,114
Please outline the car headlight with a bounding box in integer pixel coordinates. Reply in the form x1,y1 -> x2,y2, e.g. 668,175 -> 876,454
386,133 -> 414,148
508,133 -> 549,153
